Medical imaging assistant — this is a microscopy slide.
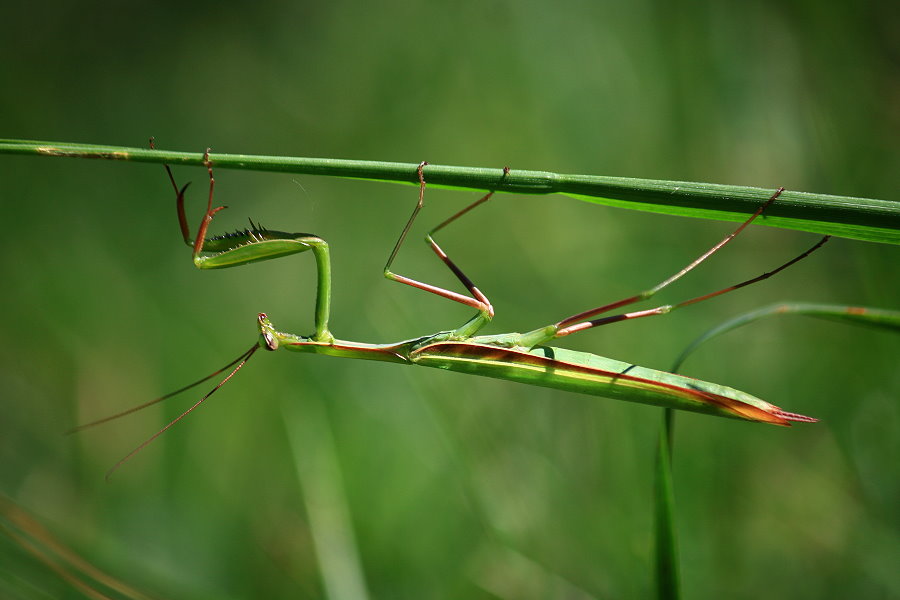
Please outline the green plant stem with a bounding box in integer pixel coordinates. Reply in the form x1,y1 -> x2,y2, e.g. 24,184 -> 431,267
654,409 -> 681,600
2,138 -> 898,244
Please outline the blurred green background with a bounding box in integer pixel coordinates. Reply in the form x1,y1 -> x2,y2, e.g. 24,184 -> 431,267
1,1 -> 897,598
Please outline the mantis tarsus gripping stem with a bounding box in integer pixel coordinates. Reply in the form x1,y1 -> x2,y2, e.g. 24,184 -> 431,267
189,148 -> 226,259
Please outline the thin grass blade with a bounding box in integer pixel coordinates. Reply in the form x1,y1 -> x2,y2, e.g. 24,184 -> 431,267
672,304 -> 900,372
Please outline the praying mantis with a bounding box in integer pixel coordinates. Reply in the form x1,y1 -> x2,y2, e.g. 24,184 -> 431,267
76,145 -> 834,475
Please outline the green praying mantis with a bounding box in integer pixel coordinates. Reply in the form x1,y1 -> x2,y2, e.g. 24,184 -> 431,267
75,145 -> 838,476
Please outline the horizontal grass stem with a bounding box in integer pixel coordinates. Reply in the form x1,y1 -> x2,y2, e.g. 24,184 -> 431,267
1,138 -> 897,244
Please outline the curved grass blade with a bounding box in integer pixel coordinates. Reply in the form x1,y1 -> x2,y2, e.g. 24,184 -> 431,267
672,303 -> 900,372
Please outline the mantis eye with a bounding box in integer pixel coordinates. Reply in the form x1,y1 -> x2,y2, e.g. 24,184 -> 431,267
264,332 -> 278,351
257,313 -> 278,350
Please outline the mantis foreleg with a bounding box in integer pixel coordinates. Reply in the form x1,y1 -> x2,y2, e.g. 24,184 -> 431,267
153,140 -> 333,342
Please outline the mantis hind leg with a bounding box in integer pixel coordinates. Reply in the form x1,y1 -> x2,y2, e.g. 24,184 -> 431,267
383,163 -> 510,338
520,188 -> 831,347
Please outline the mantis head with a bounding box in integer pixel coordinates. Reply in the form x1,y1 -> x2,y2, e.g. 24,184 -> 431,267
258,312 -> 280,351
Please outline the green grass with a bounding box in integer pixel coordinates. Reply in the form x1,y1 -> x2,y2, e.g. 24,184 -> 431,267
1,1 -> 898,598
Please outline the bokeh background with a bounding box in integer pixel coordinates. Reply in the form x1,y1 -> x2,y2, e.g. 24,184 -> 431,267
1,1 -> 897,598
